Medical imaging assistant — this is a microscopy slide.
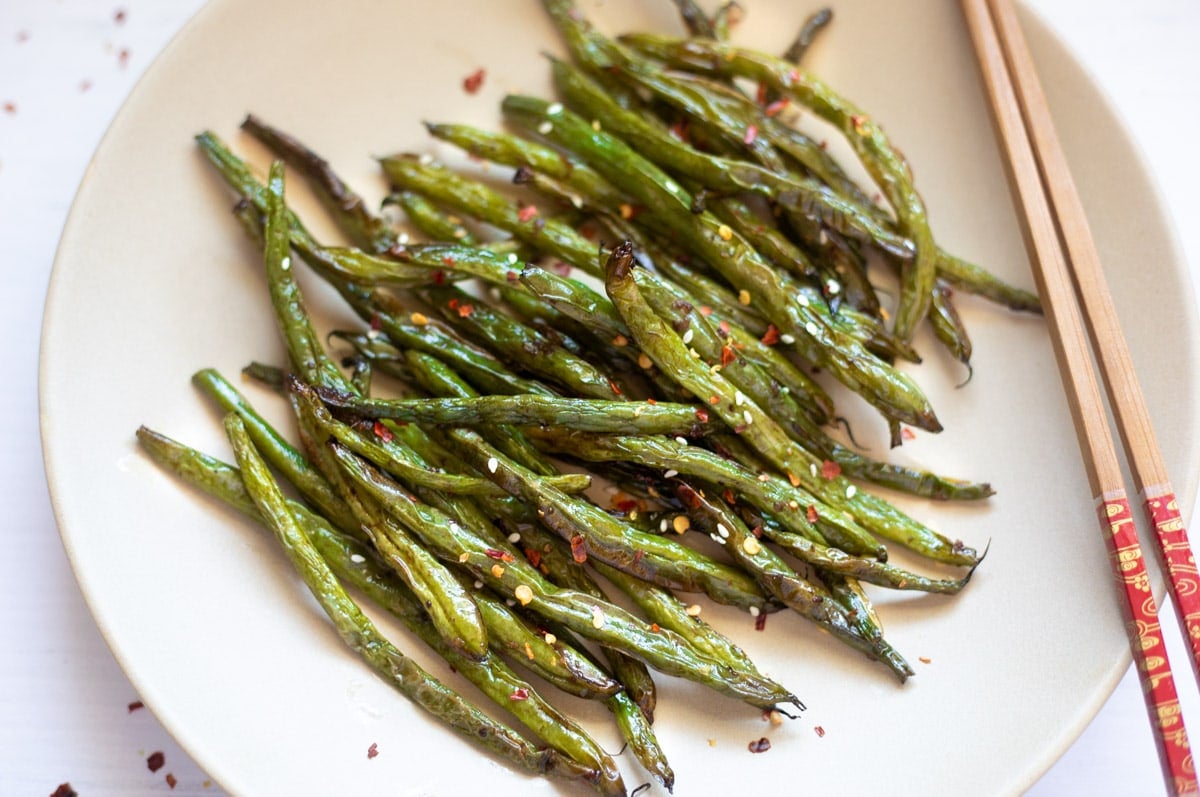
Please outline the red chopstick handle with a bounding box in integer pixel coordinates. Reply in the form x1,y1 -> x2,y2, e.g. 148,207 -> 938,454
1102,494 -> 1197,795
1144,487 -> 1200,684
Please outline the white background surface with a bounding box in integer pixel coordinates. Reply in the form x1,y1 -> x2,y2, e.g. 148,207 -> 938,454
2,1 -> 1197,795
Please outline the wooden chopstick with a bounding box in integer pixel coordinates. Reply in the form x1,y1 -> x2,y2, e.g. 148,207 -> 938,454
986,0 -> 1200,684
960,0 -> 1196,793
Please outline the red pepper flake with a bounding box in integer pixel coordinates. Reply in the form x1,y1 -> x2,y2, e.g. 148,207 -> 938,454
820,460 -> 841,480
760,324 -> 781,346
462,68 -> 486,94
699,305 -> 713,316
649,623 -> 661,633
764,98 -> 790,117
754,612 -> 768,631
367,742 -> 379,759
430,269 -> 447,286
709,395 -> 720,405
485,548 -> 515,562
614,498 -> 638,514
609,379 -> 622,396
457,303 -> 475,318
819,139 -> 828,150
369,313 -> 382,331
755,82 -> 768,105
751,525 -> 764,538
165,773 -> 178,790
128,700 -> 144,712
16,31 -> 30,43
694,407 -> 709,423
718,319 -> 731,336
743,124 -> 759,146
524,547 -> 542,568
117,48 -> 131,68
80,80 -> 93,92
372,421 -> 394,443
901,427 -> 916,441
51,784 -> 77,797
646,398 -> 657,405
509,687 -> 530,701
806,505 -> 819,523
506,270 -> 519,282
114,9 -> 128,24
787,68 -> 801,85
872,192 -> 883,205
814,726 -> 826,738
633,549 -> 645,563
147,751 -> 165,773
517,204 -> 539,223
554,261 -> 572,276
3,102 -> 16,115
787,472 -> 800,488
441,256 -> 456,267
669,119 -> 690,142
570,534 -> 587,564
919,656 -> 932,664
748,737 -> 772,753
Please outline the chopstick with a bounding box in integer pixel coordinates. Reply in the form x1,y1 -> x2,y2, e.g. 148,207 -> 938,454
960,0 -> 1197,794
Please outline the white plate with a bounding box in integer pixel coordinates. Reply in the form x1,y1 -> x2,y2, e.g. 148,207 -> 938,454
40,1 -> 1200,794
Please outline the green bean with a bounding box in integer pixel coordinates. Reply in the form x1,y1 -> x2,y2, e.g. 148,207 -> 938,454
783,7 -> 833,65
326,426 -> 799,709
606,241 -> 977,565
317,389 -> 714,436
220,416 -> 609,791
448,428 -> 770,610
618,33 -> 939,342
674,481 -> 913,680
503,96 -> 940,431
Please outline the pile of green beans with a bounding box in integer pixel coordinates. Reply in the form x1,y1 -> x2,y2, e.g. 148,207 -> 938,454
139,2 -> 1036,793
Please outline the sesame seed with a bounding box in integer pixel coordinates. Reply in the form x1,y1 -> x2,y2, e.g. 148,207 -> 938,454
674,436 -> 688,446
685,604 -> 702,617
664,469 -> 678,479
507,532 -> 521,543
453,228 -> 467,239
742,537 -> 762,555
591,607 -> 606,629
682,328 -> 694,345
826,280 -> 841,295
769,710 -> 784,726
592,119 -> 601,131
397,232 -> 410,245
805,321 -> 819,335
673,515 -> 691,534
749,605 -> 761,617
474,580 -> 484,589
349,553 -> 366,564
738,289 -> 752,305
514,585 -> 534,605
410,312 -> 429,325
507,252 -> 519,264
710,533 -> 725,544
660,519 -> 670,533
506,598 -> 516,607
734,391 -> 747,406
797,293 -> 810,307
279,256 -> 291,271
537,121 -> 553,135
716,523 -> 731,539
689,348 -> 701,358
544,632 -> 557,645
491,564 -> 505,578
818,229 -> 829,246
546,102 -> 564,115
846,485 -> 858,498
665,180 -> 680,194
638,353 -> 654,369
743,410 -> 754,425
717,224 -> 733,241
487,457 -> 499,474
418,153 -> 434,165
780,333 -> 795,345
810,464 -> 818,477
458,552 -> 470,563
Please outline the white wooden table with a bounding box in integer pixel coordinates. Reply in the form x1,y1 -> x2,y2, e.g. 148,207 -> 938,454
3,1 -> 1197,794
